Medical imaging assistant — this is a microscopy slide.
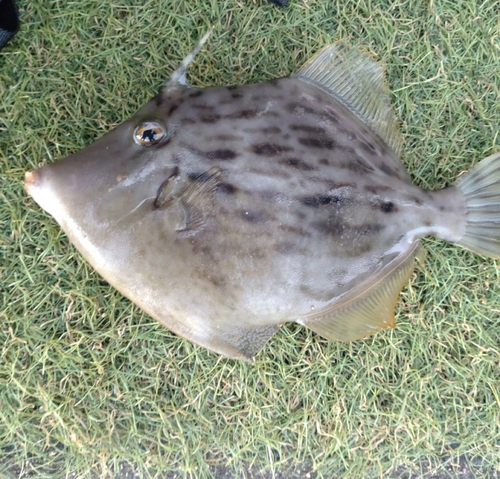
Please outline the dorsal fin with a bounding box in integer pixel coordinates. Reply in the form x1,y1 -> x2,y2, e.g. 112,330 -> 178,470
294,42 -> 404,158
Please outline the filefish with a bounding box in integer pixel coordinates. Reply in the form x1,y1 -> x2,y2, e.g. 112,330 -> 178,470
25,34 -> 500,360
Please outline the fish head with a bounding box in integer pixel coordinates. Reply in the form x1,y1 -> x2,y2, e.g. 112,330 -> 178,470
25,28 -> 216,235
25,87 -> 193,235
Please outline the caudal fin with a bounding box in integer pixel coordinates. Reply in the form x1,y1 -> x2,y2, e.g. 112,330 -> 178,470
455,152 -> 500,259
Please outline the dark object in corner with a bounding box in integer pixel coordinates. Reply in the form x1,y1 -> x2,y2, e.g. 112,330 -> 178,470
267,0 -> 289,6
0,0 -> 18,50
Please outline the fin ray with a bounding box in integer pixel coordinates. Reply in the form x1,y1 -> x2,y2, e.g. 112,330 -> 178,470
294,42 -> 405,163
300,242 -> 420,342
455,152 -> 500,258
176,167 -> 222,232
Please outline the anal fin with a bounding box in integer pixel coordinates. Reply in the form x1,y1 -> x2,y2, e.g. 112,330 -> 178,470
300,242 -> 421,342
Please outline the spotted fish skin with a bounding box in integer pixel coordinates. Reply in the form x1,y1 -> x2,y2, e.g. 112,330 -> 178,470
25,40 -> 500,360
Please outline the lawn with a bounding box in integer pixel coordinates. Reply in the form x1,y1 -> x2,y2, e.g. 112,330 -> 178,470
1,0 -> 499,477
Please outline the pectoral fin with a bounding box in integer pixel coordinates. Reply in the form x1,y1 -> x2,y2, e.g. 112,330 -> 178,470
300,242 -> 421,342
175,167 -> 222,232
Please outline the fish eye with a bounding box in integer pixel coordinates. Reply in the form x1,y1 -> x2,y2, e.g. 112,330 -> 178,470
134,121 -> 168,146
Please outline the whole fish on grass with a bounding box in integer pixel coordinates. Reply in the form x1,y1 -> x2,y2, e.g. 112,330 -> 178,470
25,34 -> 500,360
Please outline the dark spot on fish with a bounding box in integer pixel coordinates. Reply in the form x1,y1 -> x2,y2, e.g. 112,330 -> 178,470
268,79 -> 281,87
249,247 -> 268,260
240,210 -> 267,223
381,201 -> 397,213
231,92 -> 243,99
289,124 -> 326,134
243,126 -> 281,134
280,158 -> 316,171
181,118 -> 196,125
266,126 -> 281,134
380,163 -> 399,177
192,104 -> 212,110
298,137 -> 339,150
189,90 -> 203,98
227,86 -> 238,90
318,158 -> 329,165
204,149 -> 237,161
354,223 -> 385,235
275,242 -> 296,254
206,134 -> 242,142
251,143 -> 293,156
227,109 -> 258,120
320,111 -> 340,124
439,205 -> 445,211
249,167 -> 292,180
301,195 -> 346,207
314,219 -> 345,236
261,111 -> 280,118
209,275 -> 225,288
364,185 -> 393,194
317,179 -> 357,190
155,94 -> 164,106
344,242 -> 374,257
200,115 -> 221,123
217,183 -> 238,195
343,157 -> 375,174
423,220 -> 432,227
410,195 -> 423,206
168,104 -> 179,115
287,102 -> 315,115
360,140 -> 378,154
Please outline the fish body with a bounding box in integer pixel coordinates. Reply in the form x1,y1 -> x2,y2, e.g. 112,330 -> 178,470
25,39 -> 500,360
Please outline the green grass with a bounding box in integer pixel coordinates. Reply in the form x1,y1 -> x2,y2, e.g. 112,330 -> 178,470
1,0 -> 499,477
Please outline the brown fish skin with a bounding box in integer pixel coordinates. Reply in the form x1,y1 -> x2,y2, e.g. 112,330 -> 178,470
25,41 -> 499,360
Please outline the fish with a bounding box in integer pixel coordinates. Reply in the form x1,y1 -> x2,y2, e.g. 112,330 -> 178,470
25,33 -> 500,360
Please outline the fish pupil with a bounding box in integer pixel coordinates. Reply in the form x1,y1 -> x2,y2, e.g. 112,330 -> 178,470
142,129 -> 157,142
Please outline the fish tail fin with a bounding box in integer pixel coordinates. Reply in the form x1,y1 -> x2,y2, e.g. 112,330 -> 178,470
454,152 -> 500,259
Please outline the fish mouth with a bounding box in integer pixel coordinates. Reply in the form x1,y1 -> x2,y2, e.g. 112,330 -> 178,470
24,167 -> 62,221
24,170 -> 39,197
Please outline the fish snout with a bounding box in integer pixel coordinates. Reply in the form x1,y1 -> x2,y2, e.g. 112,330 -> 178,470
24,166 -> 63,221
24,169 -> 40,197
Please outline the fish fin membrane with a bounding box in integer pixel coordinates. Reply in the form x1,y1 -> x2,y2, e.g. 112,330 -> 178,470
175,167 -> 222,232
295,43 -> 405,159
300,242 -> 420,342
214,324 -> 281,361
454,152 -> 500,259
